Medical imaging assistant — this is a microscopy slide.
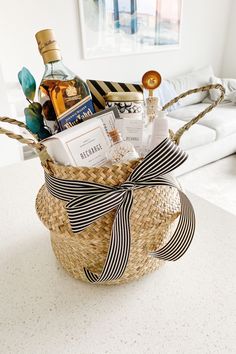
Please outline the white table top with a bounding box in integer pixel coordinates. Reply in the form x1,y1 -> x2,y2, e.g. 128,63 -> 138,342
0,158 -> 236,354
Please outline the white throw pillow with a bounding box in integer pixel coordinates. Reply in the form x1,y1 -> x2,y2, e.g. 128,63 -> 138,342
209,76 -> 236,101
227,91 -> 236,104
167,65 -> 214,107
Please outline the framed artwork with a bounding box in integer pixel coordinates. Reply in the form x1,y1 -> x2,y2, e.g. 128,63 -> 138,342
79,0 -> 182,59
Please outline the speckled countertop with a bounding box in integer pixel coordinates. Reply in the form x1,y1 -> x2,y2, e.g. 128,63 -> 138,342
0,158 -> 236,354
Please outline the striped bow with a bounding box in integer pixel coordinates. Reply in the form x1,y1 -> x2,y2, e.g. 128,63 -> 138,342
45,138 -> 195,283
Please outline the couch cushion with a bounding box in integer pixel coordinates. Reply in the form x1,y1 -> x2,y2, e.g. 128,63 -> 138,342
156,80 -> 180,112
167,65 -> 214,107
168,103 -> 236,139
209,76 -> 236,101
168,103 -> 210,121
143,80 -> 180,113
168,117 -> 216,150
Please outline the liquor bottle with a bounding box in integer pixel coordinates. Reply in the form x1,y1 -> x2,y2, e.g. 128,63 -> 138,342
35,29 -> 94,134
107,129 -> 139,164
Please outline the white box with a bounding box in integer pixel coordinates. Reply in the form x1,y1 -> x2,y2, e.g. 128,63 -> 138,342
42,118 -> 110,167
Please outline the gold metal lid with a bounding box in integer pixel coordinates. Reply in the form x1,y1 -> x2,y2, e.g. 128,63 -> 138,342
104,91 -> 143,102
35,29 -> 62,64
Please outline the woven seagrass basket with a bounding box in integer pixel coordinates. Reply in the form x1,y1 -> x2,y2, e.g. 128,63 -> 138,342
0,84 -> 224,285
36,161 -> 181,285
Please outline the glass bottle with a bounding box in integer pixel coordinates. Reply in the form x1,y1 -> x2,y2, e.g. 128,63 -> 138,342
35,29 -> 94,134
107,129 -> 139,164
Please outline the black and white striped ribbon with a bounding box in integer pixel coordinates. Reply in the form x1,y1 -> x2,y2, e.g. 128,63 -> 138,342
45,138 -> 196,283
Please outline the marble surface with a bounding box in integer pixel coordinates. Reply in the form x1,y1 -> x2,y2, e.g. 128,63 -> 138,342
0,159 -> 236,354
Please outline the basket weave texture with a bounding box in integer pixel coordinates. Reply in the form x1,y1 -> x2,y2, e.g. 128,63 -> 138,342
36,160 -> 180,284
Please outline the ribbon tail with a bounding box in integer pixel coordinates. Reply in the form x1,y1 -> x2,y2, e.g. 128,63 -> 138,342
150,190 -> 195,261
84,191 -> 133,283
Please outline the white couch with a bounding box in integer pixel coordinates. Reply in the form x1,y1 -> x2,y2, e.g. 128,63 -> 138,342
159,66 -> 236,176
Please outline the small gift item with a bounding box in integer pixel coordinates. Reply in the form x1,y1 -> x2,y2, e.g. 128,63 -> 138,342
148,110 -> 169,152
107,129 -> 139,164
142,70 -> 162,123
42,117 -> 110,167
142,70 -> 169,151
105,91 -> 144,154
105,91 -> 144,117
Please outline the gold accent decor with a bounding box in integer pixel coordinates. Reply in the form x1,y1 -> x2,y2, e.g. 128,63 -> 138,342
142,70 -> 162,96
104,91 -> 143,102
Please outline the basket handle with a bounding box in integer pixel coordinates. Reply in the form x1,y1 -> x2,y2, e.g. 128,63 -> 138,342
0,116 -> 54,170
162,84 -> 225,145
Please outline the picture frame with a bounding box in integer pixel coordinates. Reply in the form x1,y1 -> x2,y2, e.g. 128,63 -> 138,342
78,0 -> 183,59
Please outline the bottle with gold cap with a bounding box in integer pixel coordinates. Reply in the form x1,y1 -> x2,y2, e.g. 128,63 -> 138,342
35,28 -> 94,134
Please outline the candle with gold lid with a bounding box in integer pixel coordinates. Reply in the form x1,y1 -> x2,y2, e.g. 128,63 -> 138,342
105,91 -> 144,116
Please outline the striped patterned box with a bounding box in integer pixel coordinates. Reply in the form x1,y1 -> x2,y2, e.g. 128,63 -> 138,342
86,79 -> 143,112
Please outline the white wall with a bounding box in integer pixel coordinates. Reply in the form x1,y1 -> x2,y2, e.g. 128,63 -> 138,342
0,0 -> 233,166
0,0 -> 233,85
221,0 -> 236,78
0,66 -> 22,166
